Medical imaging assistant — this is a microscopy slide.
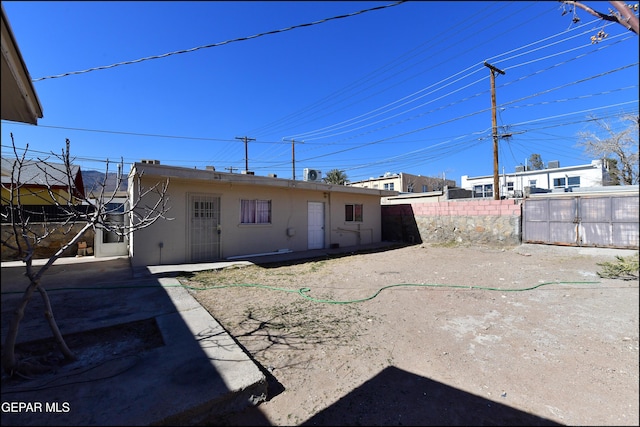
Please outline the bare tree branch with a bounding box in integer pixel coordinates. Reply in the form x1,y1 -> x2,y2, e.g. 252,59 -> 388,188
560,1 -> 639,35
1,136 -> 172,376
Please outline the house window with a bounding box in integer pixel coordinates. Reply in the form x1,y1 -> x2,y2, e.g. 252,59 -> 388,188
528,180 -> 537,188
383,183 -> 394,190
345,204 -> 363,222
240,199 -> 271,224
422,185 -> 428,192
407,183 -> 414,193
506,182 -> 514,191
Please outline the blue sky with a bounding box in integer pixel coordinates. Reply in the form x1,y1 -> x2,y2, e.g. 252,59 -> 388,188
1,1 -> 638,185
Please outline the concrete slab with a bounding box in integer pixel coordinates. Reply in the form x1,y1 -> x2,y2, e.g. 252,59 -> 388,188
1,256 -> 267,426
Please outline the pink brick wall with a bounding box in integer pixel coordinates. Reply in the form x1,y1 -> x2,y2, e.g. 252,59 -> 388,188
409,199 -> 521,217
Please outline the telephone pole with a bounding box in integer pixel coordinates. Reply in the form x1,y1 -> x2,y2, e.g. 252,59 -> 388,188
282,138 -> 303,180
225,166 -> 237,173
235,136 -> 255,172
484,61 -> 505,200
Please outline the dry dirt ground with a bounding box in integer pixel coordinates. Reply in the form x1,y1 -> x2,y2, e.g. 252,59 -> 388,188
180,243 -> 639,427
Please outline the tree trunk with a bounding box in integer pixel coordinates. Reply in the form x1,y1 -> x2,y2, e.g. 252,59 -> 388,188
38,286 -> 76,361
2,281 -> 40,374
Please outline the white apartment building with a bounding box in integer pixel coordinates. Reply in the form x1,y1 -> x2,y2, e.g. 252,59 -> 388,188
460,159 -> 612,198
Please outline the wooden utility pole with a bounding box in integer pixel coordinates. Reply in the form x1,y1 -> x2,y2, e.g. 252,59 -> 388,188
484,62 -> 505,200
283,138 -> 303,180
235,136 -> 255,172
225,166 -> 237,173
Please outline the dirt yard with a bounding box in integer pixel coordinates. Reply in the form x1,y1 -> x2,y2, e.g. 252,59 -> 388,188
181,243 -> 639,426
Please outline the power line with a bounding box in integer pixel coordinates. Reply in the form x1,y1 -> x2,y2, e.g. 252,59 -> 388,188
32,1 -> 407,82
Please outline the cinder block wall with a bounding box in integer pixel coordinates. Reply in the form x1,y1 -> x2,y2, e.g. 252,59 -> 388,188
1,224 -> 95,261
382,199 -> 522,246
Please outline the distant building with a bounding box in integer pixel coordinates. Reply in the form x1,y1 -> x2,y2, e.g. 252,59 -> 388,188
460,159 -> 612,199
349,172 -> 456,193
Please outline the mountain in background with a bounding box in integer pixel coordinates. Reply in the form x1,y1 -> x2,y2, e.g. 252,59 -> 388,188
82,170 -> 127,194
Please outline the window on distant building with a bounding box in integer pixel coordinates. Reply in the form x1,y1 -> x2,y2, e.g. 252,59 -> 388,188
528,180 -> 537,188
422,185 -> 428,192
506,182 -> 514,191
473,184 -> 493,198
345,203 -> 363,222
568,176 -> 580,187
240,199 -> 271,224
553,177 -> 566,188
383,183 -> 395,190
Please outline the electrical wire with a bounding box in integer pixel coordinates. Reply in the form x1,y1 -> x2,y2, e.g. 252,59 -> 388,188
31,1 -> 407,82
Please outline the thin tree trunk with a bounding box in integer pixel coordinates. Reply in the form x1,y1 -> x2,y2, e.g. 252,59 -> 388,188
1,281 -> 40,374
37,286 -> 76,361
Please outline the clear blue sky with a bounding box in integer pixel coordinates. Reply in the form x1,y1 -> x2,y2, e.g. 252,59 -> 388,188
1,1 -> 638,185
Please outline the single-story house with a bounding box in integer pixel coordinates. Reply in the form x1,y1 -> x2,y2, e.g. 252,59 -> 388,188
127,162 -> 398,267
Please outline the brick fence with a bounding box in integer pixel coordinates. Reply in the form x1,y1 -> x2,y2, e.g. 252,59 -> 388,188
382,199 -> 522,246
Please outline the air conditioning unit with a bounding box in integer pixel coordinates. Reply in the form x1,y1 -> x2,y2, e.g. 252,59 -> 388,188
303,168 -> 322,182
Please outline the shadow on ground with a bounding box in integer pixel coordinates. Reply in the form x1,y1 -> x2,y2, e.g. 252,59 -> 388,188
214,365 -> 561,426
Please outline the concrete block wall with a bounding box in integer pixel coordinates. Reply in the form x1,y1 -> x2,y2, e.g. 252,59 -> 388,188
382,199 -> 522,246
1,224 -> 95,261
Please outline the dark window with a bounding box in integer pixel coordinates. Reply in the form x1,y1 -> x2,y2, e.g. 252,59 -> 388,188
345,204 -> 363,222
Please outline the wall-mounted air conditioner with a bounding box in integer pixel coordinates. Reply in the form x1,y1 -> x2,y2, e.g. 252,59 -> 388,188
303,168 -> 322,182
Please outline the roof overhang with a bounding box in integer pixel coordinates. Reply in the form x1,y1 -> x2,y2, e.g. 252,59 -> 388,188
1,4 -> 43,125
130,162 -> 398,197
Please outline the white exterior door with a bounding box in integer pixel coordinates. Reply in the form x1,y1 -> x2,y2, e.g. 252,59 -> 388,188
308,201 -> 325,249
189,194 -> 221,262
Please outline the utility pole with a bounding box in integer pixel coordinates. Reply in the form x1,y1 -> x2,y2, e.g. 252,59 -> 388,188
282,138 -> 303,180
225,166 -> 237,173
484,61 -> 505,200
235,136 -> 255,172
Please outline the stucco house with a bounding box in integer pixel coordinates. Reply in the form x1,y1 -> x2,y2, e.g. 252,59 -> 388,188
127,161 -> 397,267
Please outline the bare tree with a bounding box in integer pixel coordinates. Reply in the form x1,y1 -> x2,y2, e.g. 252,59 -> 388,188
576,115 -> 639,185
560,1 -> 639,35
1,135 -> 171,376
